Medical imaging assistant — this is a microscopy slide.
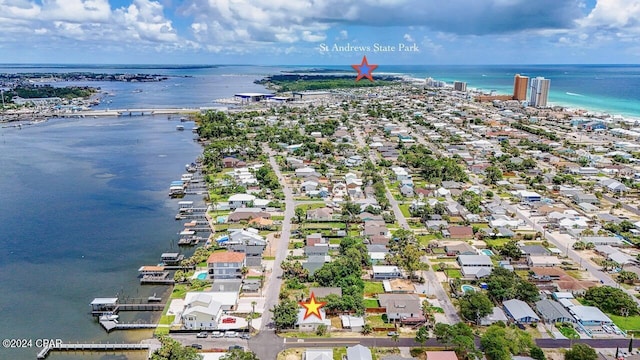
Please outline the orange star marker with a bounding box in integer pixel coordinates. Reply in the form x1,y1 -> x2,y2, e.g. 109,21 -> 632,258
299,292 -> 327,320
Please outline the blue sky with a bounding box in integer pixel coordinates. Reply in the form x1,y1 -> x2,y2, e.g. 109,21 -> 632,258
1,0 -> 639,65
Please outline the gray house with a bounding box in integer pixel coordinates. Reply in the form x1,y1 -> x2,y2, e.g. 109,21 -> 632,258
535,299 -> 575,324
503,299 -> 540,324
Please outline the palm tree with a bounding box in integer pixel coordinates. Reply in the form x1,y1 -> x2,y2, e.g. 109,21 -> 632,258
391,333 -> 400,343
361,324 -> 373,335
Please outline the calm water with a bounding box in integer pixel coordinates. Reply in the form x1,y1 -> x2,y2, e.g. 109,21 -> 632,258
1,63 -> 640,359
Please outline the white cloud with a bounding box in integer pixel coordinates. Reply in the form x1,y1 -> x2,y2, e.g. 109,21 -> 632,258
403,33 -> 414,42
41,0 -> 111,23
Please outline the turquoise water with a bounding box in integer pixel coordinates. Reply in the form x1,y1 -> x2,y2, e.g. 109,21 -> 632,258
2,63 -> 639,358
481,249 -> 495,256
461,285 -> 476,293
197,272 -> 207,280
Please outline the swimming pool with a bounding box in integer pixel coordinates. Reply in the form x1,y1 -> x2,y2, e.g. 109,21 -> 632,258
461,285 -> 476,293
481,249 -> 495,256
194,271 -> 207,280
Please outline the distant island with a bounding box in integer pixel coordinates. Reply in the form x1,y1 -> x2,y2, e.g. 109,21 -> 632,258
0,72 -> 170,83
255,73 -> 403,92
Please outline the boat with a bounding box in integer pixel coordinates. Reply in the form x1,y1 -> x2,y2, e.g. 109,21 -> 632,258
180,117 -> 188,122
99,313 -> 119,321
148,293 -> 162,302
176,125 -> 185,131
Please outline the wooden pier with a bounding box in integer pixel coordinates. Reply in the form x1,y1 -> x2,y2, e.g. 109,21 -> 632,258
115,303 -> 166,312
100,320 -> 159,332
37,342 -> 150,359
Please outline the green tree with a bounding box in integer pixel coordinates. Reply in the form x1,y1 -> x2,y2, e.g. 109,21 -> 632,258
480,325 -> 511,360
459,292 -> 494,324
564,343 -> 597,360
583,285 -> 639,316
316,324 -> 328,336
271,299 -> 299,331
220,349 -> 259,360
361,323 -> 373,335
415,325 -> 429,345
499,241 -> 522,260
530,346 -> 546,360
294,207 -> 306,223
618,270 -> 638,284
151,336 -> 202,360
484,166 -> 504,185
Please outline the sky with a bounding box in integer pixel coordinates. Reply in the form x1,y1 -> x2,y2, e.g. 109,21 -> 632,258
1,0 -> 640,65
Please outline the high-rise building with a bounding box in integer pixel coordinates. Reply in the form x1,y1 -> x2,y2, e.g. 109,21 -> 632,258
513,74 -> 529,101
453,81 -> 467,92
529,77 -> 550,108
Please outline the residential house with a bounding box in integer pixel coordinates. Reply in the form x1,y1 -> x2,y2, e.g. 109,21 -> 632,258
306,233 -> 326,247
304,349 -> 333,360
572,192 -> 600,205
227,208 -> 271,222
444,242 -> 477,256
228,193 -> 257,209
181,292 -> 222,330
568,305 -> 613,326
378,293 -> 425,324
222,156 -> 243,168
480,307 -> 509,326
535,299 -> 575,324
519,245 -> 551,256
458,255 -> 494,279
503,299 -> 540,324
515,190 -> 542,203
340,315 -> 365,332
303,256 -> 330,276
307,207 -> 334,221
297,308 -> 331,332
224,228 -> 267,267
301,180 -> 319,193
372,265 -> 402,280
367,244 -> 389,264
207,251 -> 246,280
347,345 -> 372,360
305,245 -> 329,257
309,287 -> 342,299
527,255 -> 561,267
424,352 -> 458,360
447,226 -> 474,240
581,236 -> 624,246
363,223 -> 390,238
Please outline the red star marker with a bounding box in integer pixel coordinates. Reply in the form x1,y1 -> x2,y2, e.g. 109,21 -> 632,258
352,55 -> 378,82
299,292 -> 327,320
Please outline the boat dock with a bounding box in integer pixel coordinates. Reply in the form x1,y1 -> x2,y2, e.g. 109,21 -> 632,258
91,297 -> 166,316
100,320 -> 159,332
37,342 -> 151,359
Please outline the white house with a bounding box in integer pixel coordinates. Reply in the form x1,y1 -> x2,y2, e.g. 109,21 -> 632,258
181,292 -> 223,330
228,194 -> 256,209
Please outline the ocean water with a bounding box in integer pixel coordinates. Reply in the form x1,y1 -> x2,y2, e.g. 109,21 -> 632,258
1,63 -> 640,359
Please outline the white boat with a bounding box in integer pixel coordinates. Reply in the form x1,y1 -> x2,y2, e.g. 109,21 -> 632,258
176,125 -> 185,131
100,313 -> 119,321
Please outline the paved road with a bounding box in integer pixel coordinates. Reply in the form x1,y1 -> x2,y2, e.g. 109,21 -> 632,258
503,201 -> 640,306
602,193 -> 640,216
248,146 -> 296,359
352,125 -> 460,324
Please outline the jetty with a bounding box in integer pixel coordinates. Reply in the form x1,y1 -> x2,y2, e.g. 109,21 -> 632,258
37,342 -> 151,359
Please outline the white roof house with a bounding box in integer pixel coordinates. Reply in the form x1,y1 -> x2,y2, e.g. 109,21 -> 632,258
503,299 -> 540,323
181,293 -> 223,330
347,345 -> 372,360
457,255 -> 493,267
569,305 -> 613,325
305,349 -> 333,360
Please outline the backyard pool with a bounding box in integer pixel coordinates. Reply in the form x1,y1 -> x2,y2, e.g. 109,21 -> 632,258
481,249 -> 495,256
461,285 -> 476,293
193,271 -> 207,280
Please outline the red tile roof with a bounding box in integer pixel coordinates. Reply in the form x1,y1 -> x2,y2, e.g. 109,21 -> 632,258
207,251 -> 246,264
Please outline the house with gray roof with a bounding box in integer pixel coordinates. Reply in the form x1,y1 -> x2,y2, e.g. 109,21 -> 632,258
480,306 -> 509,326
347,344 -> 372,360
535,299 -> 575,324
503,299 -> 540,323
305,349 -> 333,360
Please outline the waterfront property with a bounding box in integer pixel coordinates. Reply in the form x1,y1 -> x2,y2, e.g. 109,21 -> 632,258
207,251 -> 246,280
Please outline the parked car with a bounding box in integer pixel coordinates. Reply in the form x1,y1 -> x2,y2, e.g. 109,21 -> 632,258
225,331 -> 238,338
196,332 -> 208,338
210,331 -> 223,338
229,345 -> 244,351
190,344 -> 203,350
387,331 -> 398,337
240,333 -> 250,340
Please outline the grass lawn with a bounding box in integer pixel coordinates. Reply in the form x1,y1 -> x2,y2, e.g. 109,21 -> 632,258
484,238 -> 511,248
272,215 -> 285,221
334,347 -> 347,360
158,315 -> 175,325
444,269 -> 462,279
296,203 -> 328,211
263,256 -> 276,260
277,348 -> 304,360
417,234 -> 439,246
366,315 -> 393,328
399,204 -> 412,218
609,314 -> 640,331
364,299 -> 380,308
558,325 -> 579,339
171,284 -> 187,299
364,281 -> 385,295
329,238 -> 342,245
305,222 -> 347,230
